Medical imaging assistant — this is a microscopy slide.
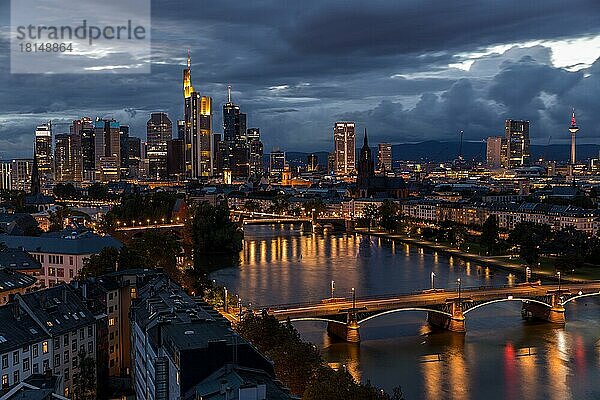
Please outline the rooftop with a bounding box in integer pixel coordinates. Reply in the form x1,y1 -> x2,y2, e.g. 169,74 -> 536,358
0,232 -> 122,255
0,249 -> 41,271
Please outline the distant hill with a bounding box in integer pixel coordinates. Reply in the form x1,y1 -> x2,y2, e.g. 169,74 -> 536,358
262,142 -> 600,166
391,141 -> 600,162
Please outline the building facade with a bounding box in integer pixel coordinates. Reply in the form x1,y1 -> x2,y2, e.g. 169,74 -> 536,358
147,113 -> 173,180
54,134 -> 83,183
333,122 -> 356,175
505,120 -> 530,168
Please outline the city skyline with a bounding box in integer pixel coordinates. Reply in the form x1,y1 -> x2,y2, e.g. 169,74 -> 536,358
1,1 -> 600,159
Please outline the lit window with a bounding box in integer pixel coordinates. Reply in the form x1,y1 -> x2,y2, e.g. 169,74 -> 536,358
108,318 -> 115,326
42,341 -> 48,354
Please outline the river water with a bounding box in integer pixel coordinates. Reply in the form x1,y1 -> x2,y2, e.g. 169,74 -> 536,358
210,224 -> 600,400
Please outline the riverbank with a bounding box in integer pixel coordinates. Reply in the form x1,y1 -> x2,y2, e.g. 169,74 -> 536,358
353,228 -> 594,283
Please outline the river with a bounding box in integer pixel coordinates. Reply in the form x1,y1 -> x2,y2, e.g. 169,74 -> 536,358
209,224 -> 600,400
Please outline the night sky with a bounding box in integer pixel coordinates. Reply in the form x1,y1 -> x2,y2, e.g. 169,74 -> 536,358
1,0 -> 600,158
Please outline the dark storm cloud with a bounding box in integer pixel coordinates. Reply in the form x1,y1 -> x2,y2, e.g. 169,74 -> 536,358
1,0 -> 600,156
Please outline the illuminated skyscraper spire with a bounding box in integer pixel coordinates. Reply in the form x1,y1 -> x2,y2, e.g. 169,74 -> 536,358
228,85 -> 232,103
569,108 -> 579,165
183,51 -> 194,99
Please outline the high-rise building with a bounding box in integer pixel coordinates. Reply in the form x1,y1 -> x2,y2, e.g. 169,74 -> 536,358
34,122 -> 53,182
94,118 -> 121,181
167,139 -> 185,178
127,137 -> 142,178
569,109 -> 579,165
71,117 -> 95,181
0,162 -> 11,190
54,133 -> 83,182
9,159 -> 33,191
377,143 -> 392,172
486,136 -> 504,168
146,112 -> 172,180
504,120 -> 530,168
119,125 -> 130,179
333,122 -> 356,175
247,128 -> 263,177
269,149 -> 286,176
183,53 -> 213,178
307,154 -> 318,172
177,120 -> 185,140
222,86 -> 249,178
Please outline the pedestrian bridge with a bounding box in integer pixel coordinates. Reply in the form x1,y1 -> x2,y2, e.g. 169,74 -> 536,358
259,282 -> 600,342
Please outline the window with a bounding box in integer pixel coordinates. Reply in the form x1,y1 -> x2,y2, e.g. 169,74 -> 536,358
2,355 -> 7,369
109,345 -> 114,354
63,335 -> 69,347
72,357 -> 77,368
48,267 -> 55,276
54,354 -> 60,368
64,350 -> 69,364
71,339 -> 77,352
109,332 -> 114,340
88,342 -> 93,354
32,344 -> 38,358
108,292 -> 113,300
43,359 -> 49,372
80,344 -> 84,354
57,268 -> 64,278
79,329 -> 84,340
109,306 -> 113,313
108,318 -> 115,326
42,341 -> 48,354
64,387 -> 69,397
23,357 -> 29,371
12,351 -> 18,365
33,363 -> 39,374
1,374 -> 7,387
13,371 -> 19,384
69,270 -> 74,279
87,326 -> 93,338
54,339 -> 60,350
69,256 -> 73,265
21,345 -> 28,353
64,368 -> 69,381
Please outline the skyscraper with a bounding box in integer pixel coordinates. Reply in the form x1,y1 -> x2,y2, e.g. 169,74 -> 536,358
71,117 -> 95,181
247,128 -> 263,177
333,122 -> 356,175
307,154 -> 318,172
167,139 -> 185,179
504,120 -> 530,168
147,112 -> 173,180
119,125 -> 130,179
34,122 -> 53,182
127,136 -> 142,178
222,86 -> 249,178
94,118 -> 121,182
377,143 -> 392,172
54,133 -> 83,182
183,52 -> 213,178
486,136 -> 504,168
569,109 -> 579,165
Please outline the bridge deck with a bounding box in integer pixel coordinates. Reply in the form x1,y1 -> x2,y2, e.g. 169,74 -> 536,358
265,283 -> 600,320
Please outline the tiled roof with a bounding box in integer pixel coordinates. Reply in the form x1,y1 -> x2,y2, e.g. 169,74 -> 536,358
0,233 -> 122,255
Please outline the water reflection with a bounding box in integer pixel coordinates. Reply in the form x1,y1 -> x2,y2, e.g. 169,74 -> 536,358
211,225 -> 600,400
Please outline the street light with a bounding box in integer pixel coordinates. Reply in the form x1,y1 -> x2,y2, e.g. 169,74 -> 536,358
431,272 -> 435,290
557,271 -> 561,292
351,287 -> 356,309
525,266 -> 531,284
331,280 -> 335,299
457,278 -> 462,300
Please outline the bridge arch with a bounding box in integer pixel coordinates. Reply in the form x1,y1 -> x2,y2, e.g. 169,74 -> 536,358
562,291 -> 600,306
285,317 -> 348,326
357,307 -> 452,325
462,298 -> 552,315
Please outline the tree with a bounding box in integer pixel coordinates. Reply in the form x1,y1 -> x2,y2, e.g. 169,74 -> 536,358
378,200 -> 400,232
87,183 -> 110,200
480,215 -> 500,255
53,183 -> 79,199
244,199 -> 261,212
508,222 -> 552,267
72,351 -> 96,400
78,247 -> 121,278
189,202 -> 243,271
129,230 -> 181,278
269,195 -> 290,214
361,204 -> 379,232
